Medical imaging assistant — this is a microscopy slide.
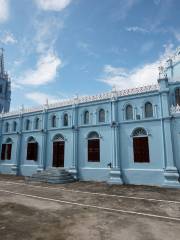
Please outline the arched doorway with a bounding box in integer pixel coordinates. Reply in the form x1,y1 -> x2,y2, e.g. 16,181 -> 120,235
53,134 -> 65,167
132,128 -> 150,163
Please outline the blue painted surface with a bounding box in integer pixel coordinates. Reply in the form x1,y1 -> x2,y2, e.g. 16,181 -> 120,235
0,59 -> 180,188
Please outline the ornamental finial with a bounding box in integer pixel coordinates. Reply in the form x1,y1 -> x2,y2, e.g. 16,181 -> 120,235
158,64 -> 167,79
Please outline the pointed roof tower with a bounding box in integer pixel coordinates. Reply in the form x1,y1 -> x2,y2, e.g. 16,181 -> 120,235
0,48 -> 5,76
0,48 -> 11,113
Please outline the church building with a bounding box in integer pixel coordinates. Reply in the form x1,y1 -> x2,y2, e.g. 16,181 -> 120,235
0,48 -> 180,187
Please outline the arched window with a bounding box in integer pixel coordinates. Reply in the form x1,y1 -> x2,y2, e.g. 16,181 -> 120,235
132,128 -> 150,163
126,104 -> 133,120
13,121 -> 17,132
52,115 -> 56,128
99,109 -> 105,123
35,118 -> 40,129
26,137 -> 38,161
84,111 -> 89,124
5,122 -> 9,133
63,113 -> 68,126
25,119 -> 30,131
175,88 -> 180,106
145,102 -> 153,118
87,131 -> 100,162
0,104 -> 3,112
1,138 -> 12,160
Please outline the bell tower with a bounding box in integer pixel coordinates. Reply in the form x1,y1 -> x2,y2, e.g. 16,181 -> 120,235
0,48 -> 11,113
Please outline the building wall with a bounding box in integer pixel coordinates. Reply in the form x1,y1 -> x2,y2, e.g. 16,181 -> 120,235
0,76 -> 180,187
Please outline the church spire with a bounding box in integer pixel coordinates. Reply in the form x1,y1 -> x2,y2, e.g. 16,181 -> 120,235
0,48 -> 5,76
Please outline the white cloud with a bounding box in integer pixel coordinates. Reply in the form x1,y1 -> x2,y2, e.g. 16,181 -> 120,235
35,0 -> 71,11
0,0 -> 9,23
126,26 -> 149,33
20,52 -> 61,86
100,44 -> 175,89
101,63 -> 159,89
140,41 -> 154,53
34,17 -> 64,54
0,32 -> 17,44
112,0 -> 140,21
77,41 -> 98,57
26,92 -> 59,105
172,29 -> 180,42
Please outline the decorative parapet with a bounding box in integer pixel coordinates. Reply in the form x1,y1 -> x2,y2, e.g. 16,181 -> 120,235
0,84 -> 159,118
170,105 -> 180,114
116,84 -> 158,97
159,47 -> 180,77
165,47 -> 180,68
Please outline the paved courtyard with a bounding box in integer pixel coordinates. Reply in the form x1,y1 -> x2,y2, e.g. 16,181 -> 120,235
0,175 -> 180,240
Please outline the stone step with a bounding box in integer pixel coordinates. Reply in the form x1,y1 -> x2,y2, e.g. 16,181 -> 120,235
32,172 -> 72,178
27,168 -> 75,184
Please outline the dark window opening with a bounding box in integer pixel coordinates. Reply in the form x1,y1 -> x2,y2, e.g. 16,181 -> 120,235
26,142 -> 38,161
5,122 -> 9,132
35,118 -> 40,129
53,141 -> 64,167
25,119 -> 30,130
63,114 -> 68,126
126,105 -> 133,120
0,85 -> 3,93
84,111 -> 89,124
99,109 -> 105,122
133,137 -> 150,163
1,143 -> 12,160
88,139 -> 100,162
175,88 -> 180,106
52,115 -> 56,128
145,102 -> 153,118
13,121 -> 17,132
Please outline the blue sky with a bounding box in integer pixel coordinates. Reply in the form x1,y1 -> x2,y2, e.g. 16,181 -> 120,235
0,0 -> 180,109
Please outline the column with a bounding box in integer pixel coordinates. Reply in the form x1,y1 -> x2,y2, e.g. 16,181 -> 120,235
133,107 -> 137,120
41,107 -> 48,170
16,113 -> 23,176
108,96 -> 123,184
69,102 -> 78,179
154,104 -> 158,118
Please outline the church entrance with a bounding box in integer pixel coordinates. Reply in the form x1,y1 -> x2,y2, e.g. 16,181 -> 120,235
53,140 -> 65,167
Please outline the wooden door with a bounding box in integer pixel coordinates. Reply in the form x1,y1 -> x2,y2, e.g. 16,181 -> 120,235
53,141 -> 64,167
133,137 -> 150,163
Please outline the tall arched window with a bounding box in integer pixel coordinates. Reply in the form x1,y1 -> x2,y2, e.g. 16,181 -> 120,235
52,115 -> 56,128
125,104 -> 133,120
175,88 -> 180,106
5,122 -> 9,133
1,138 -> 12,160
63,113 -> 68,126
35,118 -> 40,130
132,128 -> 150,163
84,111 -> 89,124
0,104 -> 3,112
26,137 -> 38,161
145,102 -> 153,118
25,119 -> 30,130
13,121 -> 17,132
99,109 -> 105,123
87,131 -> 100,162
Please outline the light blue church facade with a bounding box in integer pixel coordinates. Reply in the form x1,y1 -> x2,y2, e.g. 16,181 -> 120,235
1,48 -> 180,187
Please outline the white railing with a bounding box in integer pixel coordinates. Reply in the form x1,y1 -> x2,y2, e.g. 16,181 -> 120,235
1,84 -> 159,118
170,105 -> 180,114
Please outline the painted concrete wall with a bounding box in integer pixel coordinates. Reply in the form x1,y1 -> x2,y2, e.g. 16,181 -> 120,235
0,75 -> 180,187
